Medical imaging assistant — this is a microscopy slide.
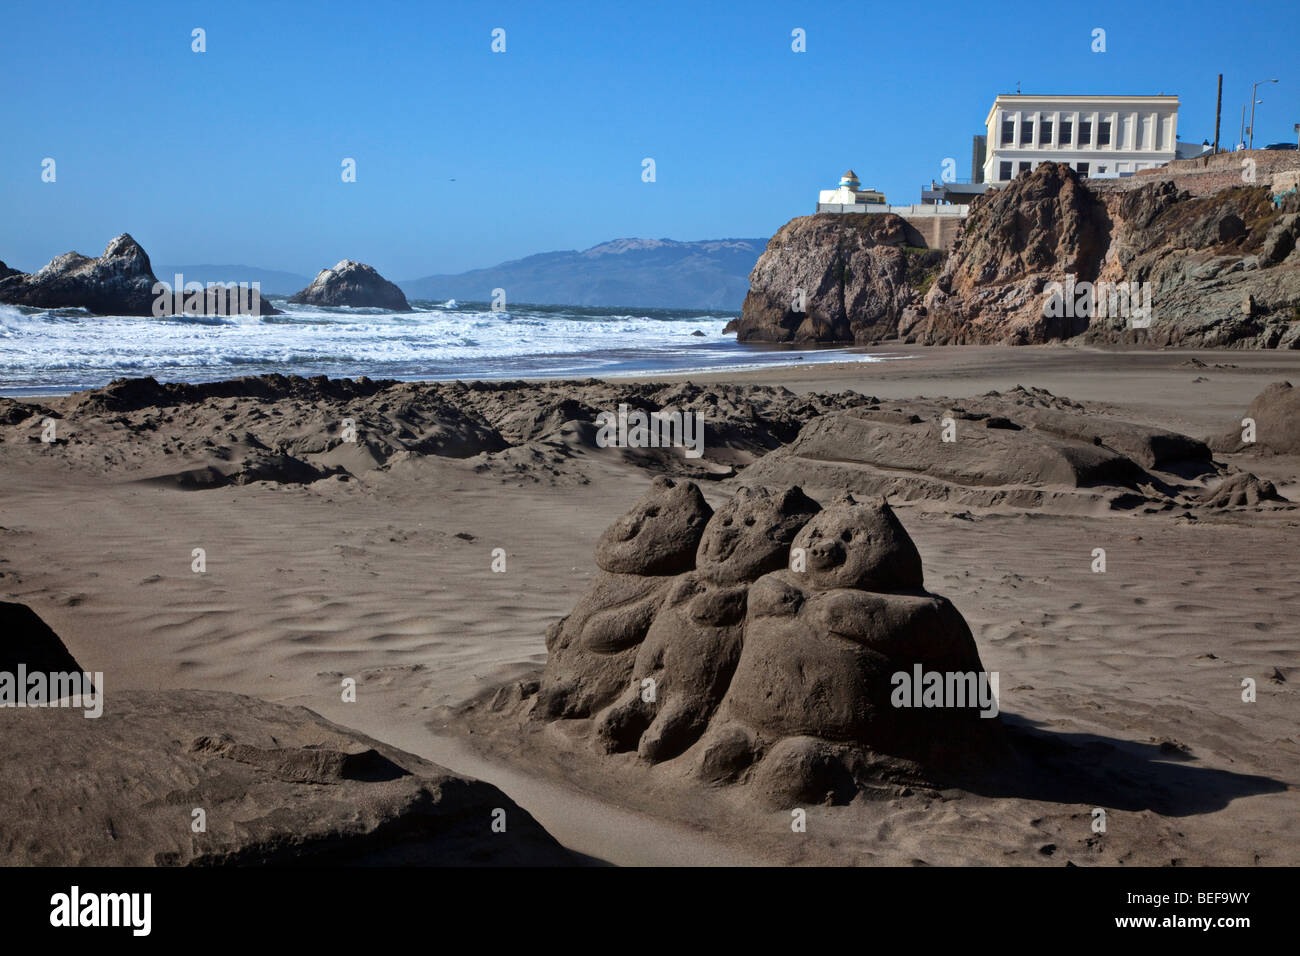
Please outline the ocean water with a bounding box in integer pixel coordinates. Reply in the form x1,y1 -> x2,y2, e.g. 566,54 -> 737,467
0,299 -> 888,396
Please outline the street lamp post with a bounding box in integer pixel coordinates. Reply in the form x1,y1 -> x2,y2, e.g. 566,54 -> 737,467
1249,78 -> 1279,149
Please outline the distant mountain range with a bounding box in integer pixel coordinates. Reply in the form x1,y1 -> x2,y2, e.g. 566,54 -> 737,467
152,265 -> 315,296
156,237 -> 769,310
399,238 -> 767,310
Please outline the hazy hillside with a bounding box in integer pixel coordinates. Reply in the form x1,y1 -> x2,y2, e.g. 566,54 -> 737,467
399,238 -> 767,310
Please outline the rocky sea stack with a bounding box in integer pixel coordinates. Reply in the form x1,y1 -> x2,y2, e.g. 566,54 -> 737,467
289,260 -> 409,310
725,213 -> 944,344
0,234 -> 281,317
526,478 -> 999,806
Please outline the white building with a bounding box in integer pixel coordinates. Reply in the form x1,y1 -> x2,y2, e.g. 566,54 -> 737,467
818,170 -> 887,208
982,94 -> 1180,183
816,168 -> 969,225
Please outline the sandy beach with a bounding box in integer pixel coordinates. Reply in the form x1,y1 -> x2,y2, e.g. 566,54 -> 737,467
3,344 -> 1297,866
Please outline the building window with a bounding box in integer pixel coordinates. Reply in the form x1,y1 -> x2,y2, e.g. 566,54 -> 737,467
999,161 -> 1012,181
1097,164 -> 1107,174
1079,120 -> 1092,144
1021,120 -> 1034,145
1041,120 -> 1053,145
1099,121 -> 1112,146
1059,120 -> 1072,145
1076,162 -> 1090,176
1018,161 -> 1031,175
1001,120 -> 1014,145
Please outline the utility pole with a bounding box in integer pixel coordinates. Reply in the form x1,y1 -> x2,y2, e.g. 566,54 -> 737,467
1249,78 -> 1278,149
1213,74 -> 1222,154
1240,106 -> 1246,147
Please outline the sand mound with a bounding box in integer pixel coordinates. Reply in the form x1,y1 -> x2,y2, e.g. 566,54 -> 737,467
0,604 -> 572,865
739,386 -> 1215,512
0,375 -> 877,488
526,481 -> 998,805
1198,472 -> 1287,508
1211,381 -> 1300,455
0,645 -> 570,864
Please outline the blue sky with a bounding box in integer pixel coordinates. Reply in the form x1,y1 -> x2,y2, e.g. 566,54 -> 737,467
2,0 -> 1296,278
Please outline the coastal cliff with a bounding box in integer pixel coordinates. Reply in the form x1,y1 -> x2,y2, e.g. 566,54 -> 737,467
737,157 -> 1300,348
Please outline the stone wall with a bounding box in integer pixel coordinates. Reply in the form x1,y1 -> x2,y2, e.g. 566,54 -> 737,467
900,214 -> 965,251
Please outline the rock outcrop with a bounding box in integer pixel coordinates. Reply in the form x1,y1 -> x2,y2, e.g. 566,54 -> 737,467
0,234 -> 281,317
289,260 -> 409,310
916,163 -> 1300,347
529,479 -> 999,805
725,214 -> 945,344
738,157 -> 1300,348
0,604 -> 571,866
911,163 -> 1108,344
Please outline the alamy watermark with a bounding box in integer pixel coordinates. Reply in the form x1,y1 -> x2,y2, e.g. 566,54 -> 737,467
0,666 -> 102,718
152,273 -> 263,317
1042,274 -> 1152,328
50,886 -> 150,936
891,665 -> 1000,718
595,404 -> 704,459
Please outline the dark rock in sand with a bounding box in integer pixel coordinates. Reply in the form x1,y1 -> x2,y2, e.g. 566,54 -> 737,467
289,260 -> 409,311
0,601 -> 87,676
0,234 -> 281,317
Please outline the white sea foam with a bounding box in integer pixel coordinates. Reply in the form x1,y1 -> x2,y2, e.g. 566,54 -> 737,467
0,300 -> 888,391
